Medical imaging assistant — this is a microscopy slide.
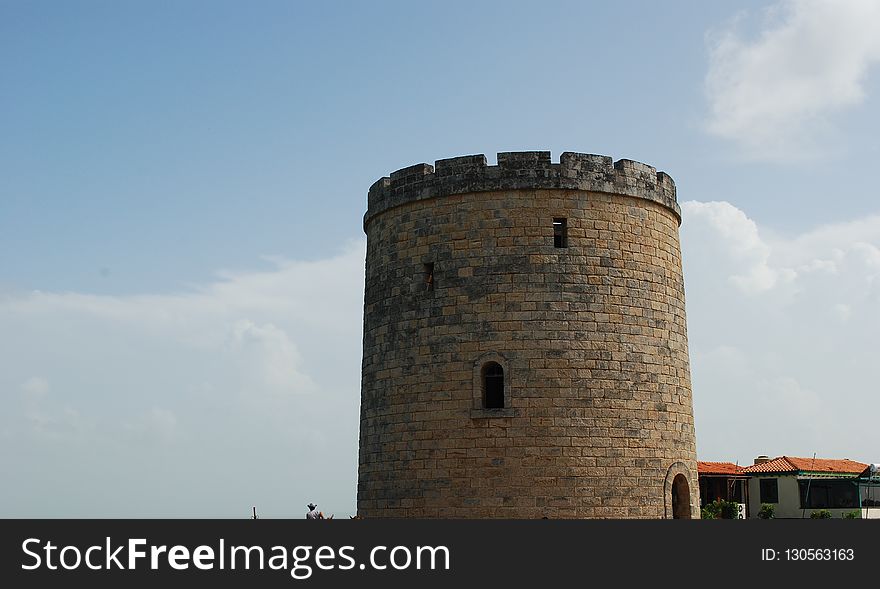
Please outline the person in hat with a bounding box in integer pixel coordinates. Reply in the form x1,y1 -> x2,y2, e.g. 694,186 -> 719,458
306,503 -> 320,520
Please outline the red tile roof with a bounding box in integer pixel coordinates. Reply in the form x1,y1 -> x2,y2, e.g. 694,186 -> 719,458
698,461 -> 745,475
743,456 -> 868,475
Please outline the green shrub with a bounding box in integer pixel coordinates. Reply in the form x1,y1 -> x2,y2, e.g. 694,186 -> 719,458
810,509 -> 832,519
843,510 -> 861,519
701,501 -> 720,519
757,503 -> 775,519
720,500 -> 741,519
701,499 -> 741,519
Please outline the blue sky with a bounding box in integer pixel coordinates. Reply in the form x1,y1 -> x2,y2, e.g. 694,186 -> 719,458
2,0 -> 880,517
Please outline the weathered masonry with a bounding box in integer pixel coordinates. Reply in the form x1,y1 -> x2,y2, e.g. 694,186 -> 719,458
357,151 -> 699,518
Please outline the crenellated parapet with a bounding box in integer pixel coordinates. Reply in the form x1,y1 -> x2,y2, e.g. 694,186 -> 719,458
365,151 -> 679,228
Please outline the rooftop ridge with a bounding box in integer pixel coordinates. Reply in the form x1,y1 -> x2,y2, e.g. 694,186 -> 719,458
364,151 -> 679,229
743,456 -> 868,474
697,461 -> 745,475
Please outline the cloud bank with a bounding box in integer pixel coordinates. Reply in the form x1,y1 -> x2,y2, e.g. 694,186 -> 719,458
0,241 -> 366,517
682,201 -> 880,463
2,204 -> 880,515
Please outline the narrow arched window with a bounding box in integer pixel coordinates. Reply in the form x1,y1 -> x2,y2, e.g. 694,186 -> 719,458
482,362 -> 504,409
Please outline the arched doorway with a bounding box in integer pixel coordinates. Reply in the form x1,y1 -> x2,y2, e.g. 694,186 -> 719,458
671,473 -> 692,519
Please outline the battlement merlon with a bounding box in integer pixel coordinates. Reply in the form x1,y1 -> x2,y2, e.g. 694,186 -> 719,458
364,151 -> 680,230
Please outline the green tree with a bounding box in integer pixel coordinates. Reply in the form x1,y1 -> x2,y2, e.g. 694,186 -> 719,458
701,499 -> 741,519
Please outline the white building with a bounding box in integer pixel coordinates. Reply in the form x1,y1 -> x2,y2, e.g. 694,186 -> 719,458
743,456 -> 879,519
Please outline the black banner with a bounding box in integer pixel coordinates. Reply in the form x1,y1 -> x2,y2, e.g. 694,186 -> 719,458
2,520 -> 875,587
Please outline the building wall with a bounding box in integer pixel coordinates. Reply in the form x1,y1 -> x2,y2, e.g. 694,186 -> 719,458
357,152 -> 699,518
748,475 -> 799,519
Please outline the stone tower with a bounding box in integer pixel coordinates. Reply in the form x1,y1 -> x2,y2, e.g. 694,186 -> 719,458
357,151 -> 699,519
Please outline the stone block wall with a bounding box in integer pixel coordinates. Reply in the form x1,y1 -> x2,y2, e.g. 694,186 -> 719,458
357,152 -> 699,518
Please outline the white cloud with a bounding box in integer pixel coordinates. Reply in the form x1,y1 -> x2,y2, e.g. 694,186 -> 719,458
831,303 -> 852,322
757,376 -> 822,420
681,200 -> 794,294
682,202 -> 880,463
123,408 -> 179,445
0,240 -> 366,517
705,0 -> 880,160
21,376 -> 49,400
226,319 -> 317,396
